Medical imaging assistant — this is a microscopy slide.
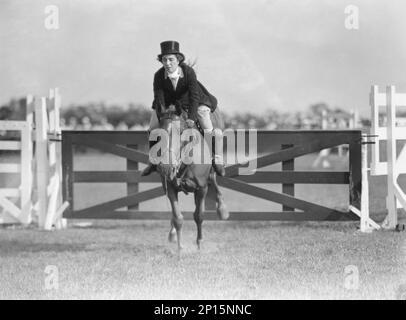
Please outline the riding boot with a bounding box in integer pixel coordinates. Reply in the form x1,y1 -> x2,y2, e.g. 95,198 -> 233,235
212,159 -> 225,177
211,128 -> 225,177
141,140 -> 157,176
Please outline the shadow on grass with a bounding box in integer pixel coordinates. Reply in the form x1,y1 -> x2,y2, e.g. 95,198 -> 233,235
0,239 -> 174,257
68,220 -> 170,231
0,240 -> 88,256
222,210 -> 406,231
220,220 -> 359,231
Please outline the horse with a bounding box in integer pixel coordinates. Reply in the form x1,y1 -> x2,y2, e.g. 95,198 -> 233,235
150,106 -> 229,252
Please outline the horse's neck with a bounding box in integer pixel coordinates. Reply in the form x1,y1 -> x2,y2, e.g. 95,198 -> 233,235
162,112 -> 207,166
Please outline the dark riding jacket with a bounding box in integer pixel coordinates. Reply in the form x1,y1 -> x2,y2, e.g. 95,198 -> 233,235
152,63 -> 217,121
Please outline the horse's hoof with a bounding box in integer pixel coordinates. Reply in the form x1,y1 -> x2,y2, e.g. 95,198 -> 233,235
217,202 -> 229,220
168,231 -> 176,243
196,239 -> 202,250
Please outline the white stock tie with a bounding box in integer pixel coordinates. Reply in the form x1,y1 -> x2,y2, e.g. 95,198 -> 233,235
167,69 -> 180,90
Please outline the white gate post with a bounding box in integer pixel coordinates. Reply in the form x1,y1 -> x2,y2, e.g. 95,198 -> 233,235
385,85 -> 398,229
35,97 -> 49,228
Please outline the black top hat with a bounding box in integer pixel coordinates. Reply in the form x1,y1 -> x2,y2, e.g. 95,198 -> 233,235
157,41 -> 185,62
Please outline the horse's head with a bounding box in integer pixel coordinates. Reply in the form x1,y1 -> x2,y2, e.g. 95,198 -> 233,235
158,105 -> 182,133
156,106 -> 186,181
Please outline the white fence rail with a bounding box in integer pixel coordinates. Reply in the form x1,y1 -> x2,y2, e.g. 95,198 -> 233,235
0,88 -> 68,229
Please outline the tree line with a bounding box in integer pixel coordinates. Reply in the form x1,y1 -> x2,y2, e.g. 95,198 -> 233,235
0,98 -> 371,130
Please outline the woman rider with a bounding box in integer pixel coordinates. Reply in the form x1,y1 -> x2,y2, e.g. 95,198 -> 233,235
141,40 -> 225,177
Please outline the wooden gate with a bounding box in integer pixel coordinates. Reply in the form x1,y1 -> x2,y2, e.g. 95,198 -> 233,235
62,130 -> 361,221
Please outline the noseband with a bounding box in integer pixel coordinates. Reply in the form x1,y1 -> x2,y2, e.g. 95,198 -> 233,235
156,108 -> 183,178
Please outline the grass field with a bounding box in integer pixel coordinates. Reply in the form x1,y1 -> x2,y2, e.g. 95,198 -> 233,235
1,150 -> 406,299
1,220 -> 405,299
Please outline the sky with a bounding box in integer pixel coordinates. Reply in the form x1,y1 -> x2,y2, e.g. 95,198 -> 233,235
1,0 -> 406,116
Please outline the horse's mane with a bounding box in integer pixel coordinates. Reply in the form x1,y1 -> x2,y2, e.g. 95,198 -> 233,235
183,57 -> 197,69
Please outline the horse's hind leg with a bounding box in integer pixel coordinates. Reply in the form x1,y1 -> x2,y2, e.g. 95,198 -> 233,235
167,185 -> 184,251
194,185 -> 208,250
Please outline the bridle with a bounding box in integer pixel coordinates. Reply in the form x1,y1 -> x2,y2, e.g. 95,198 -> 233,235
158,107 -> 181,122
156,108 -> 183,178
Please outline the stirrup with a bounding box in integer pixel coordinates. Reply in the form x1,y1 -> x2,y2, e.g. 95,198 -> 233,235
176,162 -> 188,178
175,178 -> 189,195
141,163 -> 156,176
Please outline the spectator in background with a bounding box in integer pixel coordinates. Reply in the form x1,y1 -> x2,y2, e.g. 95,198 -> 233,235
116,121 -> 128,130
130,123 -> 148,131
60,118 -> 66,129
93,117 -> 114,130
65,116 -> 78,130
77,116 -> 92,130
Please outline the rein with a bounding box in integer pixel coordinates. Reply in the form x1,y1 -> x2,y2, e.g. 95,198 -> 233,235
158,109 -> 181,121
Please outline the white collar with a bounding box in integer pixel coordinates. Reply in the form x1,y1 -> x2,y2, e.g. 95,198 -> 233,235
165,67 -> 184,79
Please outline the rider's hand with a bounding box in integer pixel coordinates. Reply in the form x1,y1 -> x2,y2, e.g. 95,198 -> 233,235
156,103 -> 164,120
156,109 -> 162,121
186,119 -> 195,128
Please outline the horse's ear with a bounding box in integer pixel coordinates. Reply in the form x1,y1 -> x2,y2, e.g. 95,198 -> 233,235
174,101 -> 182,115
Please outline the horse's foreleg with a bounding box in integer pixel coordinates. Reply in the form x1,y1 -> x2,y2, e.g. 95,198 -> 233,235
167,185 -> 183,251
168,220 -> 176,243
194,186 -> 208,249
210,172 -> 229,220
